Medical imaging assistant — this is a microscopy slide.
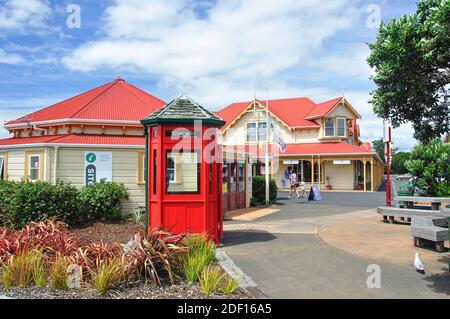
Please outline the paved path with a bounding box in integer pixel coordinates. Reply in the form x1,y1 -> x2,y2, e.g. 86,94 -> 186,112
222,192 -> 450,299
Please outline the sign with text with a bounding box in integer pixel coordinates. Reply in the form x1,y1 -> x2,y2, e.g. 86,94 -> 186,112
333,160 -> 351,165
84,152 -> 112,185
283,160 -> 299,165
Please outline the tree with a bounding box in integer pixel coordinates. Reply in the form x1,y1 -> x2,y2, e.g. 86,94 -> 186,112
372,138 -> 386,172
391,152 -> 411,174
404,138 -> 449,196
367,0 -> 449,143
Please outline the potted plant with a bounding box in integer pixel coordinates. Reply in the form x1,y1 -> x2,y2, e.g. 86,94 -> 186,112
325,176 -> 332,190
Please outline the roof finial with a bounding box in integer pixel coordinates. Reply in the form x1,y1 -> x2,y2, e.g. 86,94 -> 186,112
116,76 -> 124,82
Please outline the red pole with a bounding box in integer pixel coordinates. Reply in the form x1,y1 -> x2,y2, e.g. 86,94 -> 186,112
385,126 -> 391,207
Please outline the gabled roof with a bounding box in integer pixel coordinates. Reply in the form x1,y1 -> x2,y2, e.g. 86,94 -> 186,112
5,78 -> 166,128
217,96 -> 362,132
216,97 -> 320,132
305,97 -> 361,120
0,134 -> 145,147
141,94 -> 225,127
305,97 -> 342,120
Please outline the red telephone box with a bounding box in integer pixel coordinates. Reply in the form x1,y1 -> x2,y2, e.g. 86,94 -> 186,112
141,94 -> 226,243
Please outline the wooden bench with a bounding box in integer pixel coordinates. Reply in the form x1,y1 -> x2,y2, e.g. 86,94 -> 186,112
411,216 -> 448,253
377,206 -> 441,224
394,196 -> 450,211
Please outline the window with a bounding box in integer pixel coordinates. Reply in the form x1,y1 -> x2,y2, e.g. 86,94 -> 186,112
325,119 -> 335,137
238,161 -> 245,192
222,162 -> 229,193
137,152 -> 145,184
229,162 -> 237,193
0,156 -> 4,180
257,122 -> 267,142
246,123 -> 257,143
165,151 -> 200,194
28,155 -> 41,181
247,122 -> 268,143
337,118 -> 346,137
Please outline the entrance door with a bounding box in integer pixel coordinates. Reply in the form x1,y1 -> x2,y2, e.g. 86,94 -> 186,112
237,161 -> 246,209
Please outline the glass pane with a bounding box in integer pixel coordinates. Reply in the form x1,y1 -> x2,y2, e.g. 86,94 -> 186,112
152,150 -> 157,195
209,163 -> 213,194
29,156 -> 40,180
257,122 -> 267,142
30,168 -> 39,181
222,162 -> 229,193
166,151 -> 200,194
246,123 -> 256,142
325,119 -> 334,137
238,162 -> 245,192
0,157 -> 4,180
303,161 -> 312,182
229,162 -> 237,192
337,119 -> 345,136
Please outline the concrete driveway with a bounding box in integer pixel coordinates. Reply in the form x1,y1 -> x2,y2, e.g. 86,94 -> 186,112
222,191 -> 450,299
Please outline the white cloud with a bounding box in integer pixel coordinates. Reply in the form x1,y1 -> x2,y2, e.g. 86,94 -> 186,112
312,43 -> 374,79
62,0 -> 358,82
0,96 -> 62,138
59,0 -> 417,149
0,48 -> 24,64
0,0 -> 51,31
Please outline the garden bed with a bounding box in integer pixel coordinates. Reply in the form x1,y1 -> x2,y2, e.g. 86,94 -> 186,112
0,280 -> 251,299
68,221 -> 145,245
0,220 -> 249,299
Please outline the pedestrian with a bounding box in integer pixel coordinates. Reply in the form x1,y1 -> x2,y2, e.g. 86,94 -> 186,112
284,166 -> 292,189
289,169 -> 301,199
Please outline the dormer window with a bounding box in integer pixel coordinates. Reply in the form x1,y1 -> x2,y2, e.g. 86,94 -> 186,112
325,119 -> 335,137
337,118 -> 346,136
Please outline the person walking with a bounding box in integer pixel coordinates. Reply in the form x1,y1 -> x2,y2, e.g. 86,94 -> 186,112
288,169 -> 301,199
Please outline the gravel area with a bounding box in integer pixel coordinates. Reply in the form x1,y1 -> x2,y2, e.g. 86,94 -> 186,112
0,280 -> 252,299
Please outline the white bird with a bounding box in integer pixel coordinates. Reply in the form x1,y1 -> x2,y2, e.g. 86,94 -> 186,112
414,253 -> 425,273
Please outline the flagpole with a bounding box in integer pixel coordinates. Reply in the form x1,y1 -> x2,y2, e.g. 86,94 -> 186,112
265,89 -> 270,205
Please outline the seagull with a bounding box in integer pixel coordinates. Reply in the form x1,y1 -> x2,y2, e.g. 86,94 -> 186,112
414,253 -> 425,274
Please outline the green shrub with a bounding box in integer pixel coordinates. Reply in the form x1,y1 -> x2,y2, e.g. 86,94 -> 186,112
0,180 -> 15,226
405,139 -> 450,197
251,176 -> 278,206
6,181 -> 79,228
180,234 -> 216,283
199,265 -> 222,295
50,256 -> 68,290
219,274 -> 240,295
92,258 -> 125,294
78,181 -> 129,222
0,180 -> 130,228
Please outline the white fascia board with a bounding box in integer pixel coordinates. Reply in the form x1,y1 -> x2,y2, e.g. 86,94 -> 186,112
4,119 -> 142,129
0,143 -> 145,149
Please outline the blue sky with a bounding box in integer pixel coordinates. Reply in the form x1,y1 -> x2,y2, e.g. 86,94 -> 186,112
0,0 -> 418,150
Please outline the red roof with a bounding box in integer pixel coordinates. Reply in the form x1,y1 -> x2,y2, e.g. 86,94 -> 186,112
216,97 -> 346,131
0,134 -> 145,147
224,142 -> 372,157
305,97 -> 341,120
5,79 -> 166,127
